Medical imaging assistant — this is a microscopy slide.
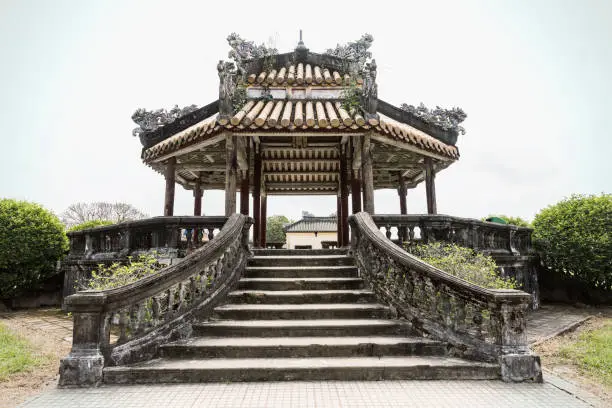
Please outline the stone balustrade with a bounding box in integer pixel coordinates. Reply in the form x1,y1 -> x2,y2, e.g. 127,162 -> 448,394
67,216 -> 229,260
370,214 -> 533,256
59,214 -> 253,386
350,212 -> 541,382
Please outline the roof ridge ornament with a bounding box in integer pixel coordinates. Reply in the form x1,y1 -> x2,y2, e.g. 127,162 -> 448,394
399,103 -> 467,135
226,33 -> 278,78
131,104 -> 199,137
326,34 -> 374,74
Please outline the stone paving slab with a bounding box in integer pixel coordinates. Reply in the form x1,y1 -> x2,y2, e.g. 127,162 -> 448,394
21,380 -> 592,407
527,305 -> 595,344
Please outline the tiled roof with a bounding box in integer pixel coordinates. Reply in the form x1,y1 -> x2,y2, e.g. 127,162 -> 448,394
143,101 -> 460,162
284,216 -> 337,233
247,64 -> 359,87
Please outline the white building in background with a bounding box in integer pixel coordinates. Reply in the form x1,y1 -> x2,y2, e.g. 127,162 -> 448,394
284,215 -> 338,249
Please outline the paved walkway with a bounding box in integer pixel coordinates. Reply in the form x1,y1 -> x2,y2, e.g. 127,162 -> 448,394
9,304 -> 605,407
527,304 -> 594,345
21,380 -> 595,407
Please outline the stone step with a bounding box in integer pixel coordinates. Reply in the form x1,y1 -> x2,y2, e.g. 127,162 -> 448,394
238,277 -> 364,291
252,249 -> 348,256
227,290 -> 376,304
160,336 -> 446,359
213,303 -> 390,320
245,265 -> 358,278
249,255 -> 355,267
193,319 -> 409,337
104,356 -> 500,384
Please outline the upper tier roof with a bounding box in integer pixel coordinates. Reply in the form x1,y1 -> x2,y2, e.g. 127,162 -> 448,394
246,63 -> 360,87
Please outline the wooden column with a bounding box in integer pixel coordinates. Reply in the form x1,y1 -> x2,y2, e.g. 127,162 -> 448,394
163,156 -> 176,216
240,141 -> 250,215
260,192 -> 267,248
252,147 -> 262,247
193,178 -> 203,216
398,174 -> 407,215
336,191 -> 343,247
351,170 -> 362,213
192,179 -> 203,247
362,134 -> 375,214
340,146 -> 349,246
225,135 -> 237,216
425,157 -> 437,215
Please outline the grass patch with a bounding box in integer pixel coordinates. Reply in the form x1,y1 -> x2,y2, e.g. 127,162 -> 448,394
558,319 -> 612,386
0,322 -> 46,381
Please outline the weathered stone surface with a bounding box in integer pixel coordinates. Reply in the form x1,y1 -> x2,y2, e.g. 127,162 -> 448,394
58,351 -> 104,387
500,354 -> 543,383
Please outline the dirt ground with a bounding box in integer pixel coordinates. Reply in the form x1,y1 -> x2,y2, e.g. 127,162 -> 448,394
0,309 -> 72,408
534,316 -> 611,404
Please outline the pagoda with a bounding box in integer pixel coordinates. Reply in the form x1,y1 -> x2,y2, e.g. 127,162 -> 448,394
133,32 -> 464,247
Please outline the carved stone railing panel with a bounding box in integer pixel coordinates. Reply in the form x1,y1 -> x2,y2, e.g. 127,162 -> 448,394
350,212 -> 541,382
371,214 -> 533,256
66,216 -> 229,261
59,214 -> 252,387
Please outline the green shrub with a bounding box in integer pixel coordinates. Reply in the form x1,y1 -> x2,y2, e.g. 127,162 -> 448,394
407,242 -> 517,289
482,214 -> 531,227
67,219 -> 114,232
84,253 -> 163,291
0,199 -> 68,299
533,193 -> 611,290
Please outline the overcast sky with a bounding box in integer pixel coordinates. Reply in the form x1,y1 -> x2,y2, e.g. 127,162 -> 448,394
1,0 -> 610,223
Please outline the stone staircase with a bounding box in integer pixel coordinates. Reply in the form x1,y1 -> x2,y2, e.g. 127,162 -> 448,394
104,249 -> 500,383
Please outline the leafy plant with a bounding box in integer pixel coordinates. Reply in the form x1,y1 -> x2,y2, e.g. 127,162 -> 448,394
84,253 -> 163,291
340,80 -> 362,115
0,199 -> 68,299
533,193 -> 611,290
407,242 -> 517,289
482,214 -> 531,227
67,219 -> 114,232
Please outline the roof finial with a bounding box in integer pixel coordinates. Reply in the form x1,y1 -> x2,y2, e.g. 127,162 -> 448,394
295,29 -> 308,59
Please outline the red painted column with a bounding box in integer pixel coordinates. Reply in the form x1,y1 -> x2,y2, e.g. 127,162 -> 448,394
252,148 -> 262,247
351,170 -> 362,213
240,142 -> 250,215
336,192 -> 343,247
260,193 -> 267,248
340,147 -> 349,246
425,157 -> 437,215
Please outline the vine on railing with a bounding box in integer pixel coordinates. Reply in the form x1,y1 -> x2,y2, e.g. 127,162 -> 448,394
59,214 -> 252,387
350,212 -> 541,382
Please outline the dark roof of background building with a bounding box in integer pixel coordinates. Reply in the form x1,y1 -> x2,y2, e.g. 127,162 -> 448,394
284,216 -> 337,233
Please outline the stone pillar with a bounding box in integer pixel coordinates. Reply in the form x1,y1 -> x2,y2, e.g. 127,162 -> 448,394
340,147 -> 349,246
253,147 -> 262,247
164,157 -> 176,216
59,308 -> 108,386
260,192 -> 267,248
351,170 -> 362,213
362,135 -> 375,214
425,157 -> 437,215
240,142 -> 250,216
225,135 -> 237,216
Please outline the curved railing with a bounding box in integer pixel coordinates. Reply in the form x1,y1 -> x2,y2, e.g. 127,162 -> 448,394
350,212 -> 541,382
59,214 -> 253,386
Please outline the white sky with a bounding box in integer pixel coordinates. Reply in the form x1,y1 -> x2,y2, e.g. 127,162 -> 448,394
0,0 -> 610,223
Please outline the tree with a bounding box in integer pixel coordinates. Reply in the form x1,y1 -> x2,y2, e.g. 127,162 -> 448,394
267,215 -> 291,243
533,194 -> 611,290
0,199 -> 68,298
61,202 -> 147,228
67,220 -> 114,232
